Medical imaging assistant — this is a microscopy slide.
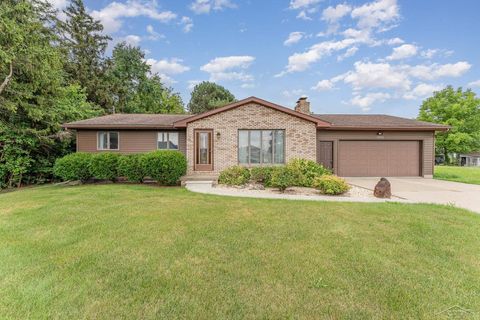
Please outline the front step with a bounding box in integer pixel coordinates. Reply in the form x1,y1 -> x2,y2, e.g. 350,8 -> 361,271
180,175 -> 218,186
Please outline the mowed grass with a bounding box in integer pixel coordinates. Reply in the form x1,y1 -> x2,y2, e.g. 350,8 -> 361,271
1,185 -> 480,319
435,165 -> 480,185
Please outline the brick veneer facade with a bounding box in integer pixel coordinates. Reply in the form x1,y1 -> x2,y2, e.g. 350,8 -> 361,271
186,103 -> 317,175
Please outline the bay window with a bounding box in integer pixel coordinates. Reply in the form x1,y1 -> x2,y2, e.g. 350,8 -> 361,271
238,130 -> 285,165
158,132 -> 179,150
97,131 -> 119,150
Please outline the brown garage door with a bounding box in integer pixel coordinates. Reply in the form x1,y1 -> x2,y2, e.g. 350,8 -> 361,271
338,140 -> 421,177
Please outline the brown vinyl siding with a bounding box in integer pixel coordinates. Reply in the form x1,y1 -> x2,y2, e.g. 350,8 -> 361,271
76,130 -> 186,154
317,130 -> 435,177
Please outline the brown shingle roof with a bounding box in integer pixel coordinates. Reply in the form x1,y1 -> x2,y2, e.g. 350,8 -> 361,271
63,114 -> 191,129
313,114 -> 449,130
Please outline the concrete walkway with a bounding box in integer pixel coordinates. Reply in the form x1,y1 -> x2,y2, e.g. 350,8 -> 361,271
185,181 -> 408,204
346,177 -> 480,213
185,178 -> 480,214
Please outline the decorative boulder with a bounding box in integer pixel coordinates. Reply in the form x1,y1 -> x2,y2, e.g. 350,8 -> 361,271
374,177 -> 391,198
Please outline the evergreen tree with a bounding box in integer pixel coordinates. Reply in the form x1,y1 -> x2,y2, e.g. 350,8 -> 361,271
187,82 -> 235,114
57,0 -> 111,108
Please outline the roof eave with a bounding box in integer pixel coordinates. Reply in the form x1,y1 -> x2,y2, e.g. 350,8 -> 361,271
62,124 -> 179,130
321,126 -> 450,131
173,96 -> 331,128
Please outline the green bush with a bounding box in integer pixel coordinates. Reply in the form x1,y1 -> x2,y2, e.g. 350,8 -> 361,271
314,175 -> 350,195
286,158 -> 331,187
90,153 -> 120,181
118,154 -> 146,183
218,166 -> 251,186
269,167 -> 295,192
250,166 -> 276,185
53,152 -> 93,182
142,151 -> 187,185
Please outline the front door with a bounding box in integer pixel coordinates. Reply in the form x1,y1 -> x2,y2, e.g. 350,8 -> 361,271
194,130 -> 213,171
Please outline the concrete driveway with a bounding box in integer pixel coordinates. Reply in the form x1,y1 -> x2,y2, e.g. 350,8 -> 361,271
345,177 -> 480,213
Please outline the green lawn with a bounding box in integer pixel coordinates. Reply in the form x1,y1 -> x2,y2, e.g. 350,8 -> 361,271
1,185 -> 479,319
435,165 -> 480,185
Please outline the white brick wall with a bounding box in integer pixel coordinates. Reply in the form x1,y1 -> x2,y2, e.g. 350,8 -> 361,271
186,103 -> 317,175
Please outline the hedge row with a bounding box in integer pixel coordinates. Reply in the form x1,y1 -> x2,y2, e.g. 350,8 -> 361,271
218,159 -> 348,195
219,159 -> 331,188
53,151 -> 187,185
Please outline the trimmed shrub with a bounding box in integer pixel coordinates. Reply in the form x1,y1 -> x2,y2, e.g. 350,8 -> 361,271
250,166 -> 275,186
53,152 -> 93,182
314,175 -> 350,195
286,158 -> 331,187
218,166 -> 251,186
118,154 -> 145,183
90,153 -> 120,181
142,150 -> 187,185
269,167 -> 295,192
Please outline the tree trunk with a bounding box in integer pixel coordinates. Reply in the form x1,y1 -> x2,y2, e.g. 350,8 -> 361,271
0,62 -> 13,95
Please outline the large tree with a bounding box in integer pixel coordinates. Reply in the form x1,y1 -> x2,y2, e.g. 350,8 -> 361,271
418,86 -> 480,162
106,42 -> 184,114
187,81 -> 235,114
57,0 -> 111,108
0,0 -> 99,188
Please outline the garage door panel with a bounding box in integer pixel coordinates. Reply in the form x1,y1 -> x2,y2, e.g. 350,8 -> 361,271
338,141 -> 420,177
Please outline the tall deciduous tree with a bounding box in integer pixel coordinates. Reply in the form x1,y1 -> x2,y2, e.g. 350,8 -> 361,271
0,0 -> 100,188
187,81 -> 235,114
418,86 -> 480,162
57,0 -> 111,108
106,42 -> 184,114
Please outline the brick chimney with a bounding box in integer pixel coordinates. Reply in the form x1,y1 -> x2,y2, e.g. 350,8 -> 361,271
295,96 -> 310,114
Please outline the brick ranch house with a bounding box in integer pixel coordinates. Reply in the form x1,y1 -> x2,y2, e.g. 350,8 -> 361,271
63,96 -> 449,179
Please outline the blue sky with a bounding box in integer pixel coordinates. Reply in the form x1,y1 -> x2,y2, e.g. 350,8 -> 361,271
51,0 -> 480,117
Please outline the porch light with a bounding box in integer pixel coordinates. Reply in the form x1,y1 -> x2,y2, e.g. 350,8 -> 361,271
216,131 -> 221,139
377,131 -> 383,136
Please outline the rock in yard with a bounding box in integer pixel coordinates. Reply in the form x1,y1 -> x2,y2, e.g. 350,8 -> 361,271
374,177 -> 391,198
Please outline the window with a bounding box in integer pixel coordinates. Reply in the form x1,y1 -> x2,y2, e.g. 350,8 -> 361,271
158,132 -> 179,150
97,131 -> 119,150
238,130 -> 285,165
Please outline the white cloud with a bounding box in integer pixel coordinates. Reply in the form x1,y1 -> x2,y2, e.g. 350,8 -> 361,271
284,32 -> 304,46
190,0 -> 236,14
386,37 -> 404,45
180,16 -> 194,33
146,25 -> 165,41
278,38 -> 364,75
241,83 -> 255,89
342,61 -> 411,90
337,46 -> 358,61
282,89 -> 305,98
407,61 -> 471,80
296,10 -> 312,20
201,56 -> 254,73
403,83 -> 443,100
386,44 -> 418,60
322,3 -> 352,23
289,0 -> 321,10
420,49 -> 437,59
123,35 -> 141,46
312,79 -> 335,91
91,1 -> 177,34
351,0 -> 400,31
468,80 -> 480,88
350,92 -> 391,111
146,58 -> 190,84
201,56 -> 255,83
